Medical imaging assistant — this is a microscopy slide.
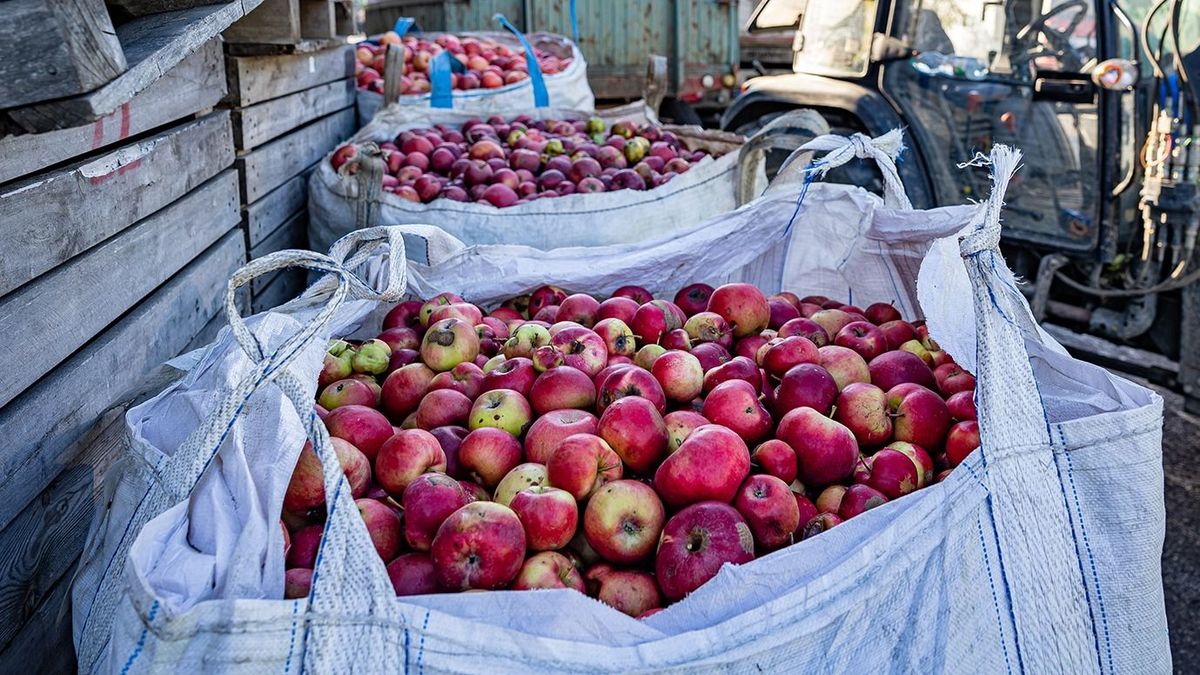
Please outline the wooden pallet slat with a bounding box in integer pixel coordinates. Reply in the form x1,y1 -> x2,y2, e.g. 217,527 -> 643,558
0,110 -> 234,299
300,0 -> 337,39
252,268 -> 309,313
223,45 -> 354,107
237,107 -> 353,203
224,0 -> 302,44
232,78 -> 354,151
249,210 -> 308,295
0,39 -> 226,187
0,170 -> 239,409
246,165 -> 316,247
0,0 -> 127,109
4,1 -> 266,133
0,230 -> 246,535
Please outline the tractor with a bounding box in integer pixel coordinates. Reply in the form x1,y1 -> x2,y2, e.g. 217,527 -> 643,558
725,0 -> 1200,409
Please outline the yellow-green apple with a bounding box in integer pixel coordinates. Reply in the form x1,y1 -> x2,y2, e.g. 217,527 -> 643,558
547,433 -> 623,500
878,320 -> 916,351
284,568 -> 313,599
482,356 -> 536,397
352,338 -> 392,375
945,420 -> 980,466
774,363 -> 839,416
421,317 -> 480,371
403,473 -> 472,551
834,321 -> 888,361
815,484 -> 847,514
503,323 -> 551,358
634,344 -> 666,370
777,407 -> 859,486
707,283 -> 769,338
510,485 -> 578,550
833,382 -> 892,446
381,363 -> 435,420
809,309 -> 854,338
596,296 -> 639,324
583,479 -> 665,564
530,366 -> 596,414
817,345 -> 871,391
493,463 -> 548,506
318,378 -> 376,410
654,424 -> 751,508
414,389 -> 472,429
585,567 -> 662,617
512,551 -> 586,591
655,501 -> 755,601
651,350 -> 703,403
701,355 -> 760,394
838,484 -> 888,519
468,388 -> 532,436
701,380 -> 772,443
751,439 -> 797,484
524,408 -> 597,464
733,474 -> 800,550
778,317 -> 830,347
683,311 -> 733,348
387,553 -> 440,596
885,384 -> 951,450
550,326 -> 608,376
945,391 -> 976,421
375,429 -> 447,495
675,283 -> 714,317
323,404 -> 394,461
898,339 -> 934,366
934,362 -> 976,397
557,294 -> 601,326
664,410 -> 708,452
431,502 -> 526,590
356,497 -> 403,561
319,340 -> 354,389
531,344 -> 564,372
458,427 -> 523,487
597,367 -> 667,414
428,362 -> 484,400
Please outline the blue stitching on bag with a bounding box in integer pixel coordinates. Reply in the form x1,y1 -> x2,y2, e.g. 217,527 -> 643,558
976,517 -> 1014,675
120,599 -> 159,674
404,623 -> 411,673
1060,426 -> 1114,673
417,609 -> 430,674
285,599 -> 299,673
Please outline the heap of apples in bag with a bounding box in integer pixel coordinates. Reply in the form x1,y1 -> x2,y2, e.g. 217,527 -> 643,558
283,283 -> 979,617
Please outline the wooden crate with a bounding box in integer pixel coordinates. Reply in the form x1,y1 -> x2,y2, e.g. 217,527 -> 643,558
232,78 -> 355,152
0,230 -> 247,670
237,107 -> 354,204
224,44 -> 355,107
225,0 -> 356,46
1,0 -> 267,133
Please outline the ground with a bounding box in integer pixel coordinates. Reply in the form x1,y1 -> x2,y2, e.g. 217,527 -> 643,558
1155,377 -> 1199,673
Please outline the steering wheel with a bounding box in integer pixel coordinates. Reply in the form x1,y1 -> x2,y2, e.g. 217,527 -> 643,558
1014,0 -> 1090,72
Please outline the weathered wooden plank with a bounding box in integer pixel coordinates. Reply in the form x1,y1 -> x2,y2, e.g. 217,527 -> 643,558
332,0 -> 356,35
0,0 -> 126,109
252,268 -> 308,313
300,0 -> 337,39
249,209 -> 308,295
106,0 -> 227,16
0,230 -> 245,534
224,36 -> 347,57
232,78 -> 354,151
181,286 -> 249,354
0,170 -> 239,409
0,39 -> 226,187
224,0 -> 301,44
223,44 -> 354,106
0,111 -> 234,299
246,164 -> 316,247
237,106 -> 353,203
3,1 -> 264,133
0,364 -> 182,665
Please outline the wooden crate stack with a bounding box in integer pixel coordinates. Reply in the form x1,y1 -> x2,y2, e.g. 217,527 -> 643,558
222,43 -> 358,312
0,14 -> 252,667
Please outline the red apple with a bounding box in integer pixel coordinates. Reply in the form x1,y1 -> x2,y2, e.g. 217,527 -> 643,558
735,334 -> 772,362
630,300 -> 681,344
318,378 -> 376,410
285,568 -> 313,599
864,302 -> 903,325
664,410 -> 709,452
734,474 -> 800,550
384,300 -> 424,330
654,425 -> 751,508
381,364 -> 436,420
946,390 -> 977,421
510,485 -> 578,550
613,285 -> 653,304
586,567 -> 662,617
583,479 -> 665,564
878,320 -> 916,351
550,326 -> 608,377
690,342 -> 731,372
751,439 -> 797,485
869,350 -> 936,391
512,551 -> 586,591
793,494 -> 819,538
761,336 -> 820,378
323,404 -> 395,461
834,321 -> 888,361
524,408 -> 598,464
801,512 -> 843,539
815,484 -> 847,514
934,363 -> 977,397
414,388 -> 472,430
683,312 -> 733,349
856,448 -> 919,499
701,355 -> 760,394
428,303 -> 484,327
945,420 -> 980,467
431,502 -> 526,590
428,362 -> 484,400
886,384 -> 951,451
838,484 -> 888,519
596,396 -> 669,473
458,427 -> 524,487
767,297 -> 801,329
387,553 -> 440,596
776,407 -> 859,487
707,283 -> 769,338
356,497 -> 403,561
833,382 -> 892,447
593,318 -> 637,357
655,501 -> 755,601
701,379 -> 772,443
778,317 -> 830,347
546,433 -> 623,500
674,283 -> 715,317
596,297 -> 639,324
375,428 -> 447,495
651,350 -> 704,403
284,439 -> 371,513
403,472 -> 472,551
557,294 -> 601,327
528,286 -> 568,318
816,345 -> 871,391
287,524 -> 322,568
596,367 -> 667,414
481,356 -> 537,397
809,309 -> 854,338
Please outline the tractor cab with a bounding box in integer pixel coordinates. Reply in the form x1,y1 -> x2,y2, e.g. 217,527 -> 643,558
727,0 -> 1143,256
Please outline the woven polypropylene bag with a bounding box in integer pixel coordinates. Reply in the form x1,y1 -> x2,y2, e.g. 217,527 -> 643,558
74,135 -> 1170,674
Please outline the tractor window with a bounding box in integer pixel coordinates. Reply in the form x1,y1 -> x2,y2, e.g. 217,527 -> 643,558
793,0 -> 878,77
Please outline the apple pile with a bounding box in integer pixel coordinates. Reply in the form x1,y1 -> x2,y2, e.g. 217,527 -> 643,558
329,114 -> 715,206
355,31 -> 571,96
281,283 -> 980,615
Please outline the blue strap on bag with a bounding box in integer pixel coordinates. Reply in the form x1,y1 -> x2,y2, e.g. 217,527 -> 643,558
493,13 -> 550,108
393,17 -> 418,34
429,50 -> 466,109
570,0 -> 579,44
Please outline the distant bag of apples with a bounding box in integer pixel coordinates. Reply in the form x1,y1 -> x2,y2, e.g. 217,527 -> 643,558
75,134 -> 1170,673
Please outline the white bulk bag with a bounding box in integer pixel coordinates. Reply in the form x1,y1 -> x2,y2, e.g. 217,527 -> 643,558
74,135 -> 1170,674
356,32 -> 594,127
307,105 -> 815,256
